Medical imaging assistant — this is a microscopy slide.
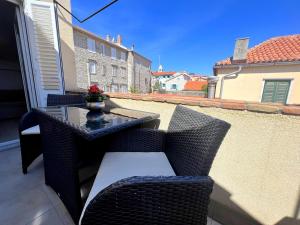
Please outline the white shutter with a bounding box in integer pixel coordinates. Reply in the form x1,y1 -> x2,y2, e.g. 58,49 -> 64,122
24,0 -> 64,107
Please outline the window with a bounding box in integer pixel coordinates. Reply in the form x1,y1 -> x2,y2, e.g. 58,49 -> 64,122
112,65 -> 118,76
121,52 -> 126,61
87,38 -> 96,52
111,47 -> 117,59
88,61 -> 96,75
90,82 -> 98,86
262,80 -> 291,104
111,84 -> 118,93
162,83 -> 166,88
100,44 -> 105,56
120,85 -> 128,93
121,67 -> 127,77
171,84 -> 177,90
102,65 -> 107,76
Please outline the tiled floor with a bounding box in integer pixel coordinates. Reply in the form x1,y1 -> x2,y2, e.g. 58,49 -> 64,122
0,148 -> 222,225
0,148 -> 74,225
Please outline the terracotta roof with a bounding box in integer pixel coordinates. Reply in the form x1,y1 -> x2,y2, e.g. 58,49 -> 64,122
152,71 -> 176,77
184,81 -> 208,91
189,74 -> 208,77
215,34 -> 300,66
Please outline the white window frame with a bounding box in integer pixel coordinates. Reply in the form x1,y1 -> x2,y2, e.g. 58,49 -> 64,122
260,78 -> 293,104
88,61 -> 96,75
111,47 -> 117,59
87,38 -> 96,53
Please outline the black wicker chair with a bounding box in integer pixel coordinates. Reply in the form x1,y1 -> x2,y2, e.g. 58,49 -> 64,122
19,94 -> 85,174
47,94 -> 85,106
80,105 -> 231,225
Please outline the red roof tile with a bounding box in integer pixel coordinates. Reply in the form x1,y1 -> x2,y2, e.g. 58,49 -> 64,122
184,81 -> 208,91
215,34 -> 300,66
152,71 -> 176,77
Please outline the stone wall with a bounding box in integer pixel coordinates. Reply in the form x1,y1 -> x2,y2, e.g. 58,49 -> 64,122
108,95 -> 300,225
73,28 -> 152,93
129,52 -> 152,93
73,29 -> 128,91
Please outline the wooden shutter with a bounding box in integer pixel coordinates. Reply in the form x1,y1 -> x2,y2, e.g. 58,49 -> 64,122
274,80 -> 290,103
262,80 -> 290,104
262,81 -> 276,103
25,0 -> 64,106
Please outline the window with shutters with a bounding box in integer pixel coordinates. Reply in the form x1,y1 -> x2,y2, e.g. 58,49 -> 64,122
27,1 -> 64,106
261,80 -> 291,104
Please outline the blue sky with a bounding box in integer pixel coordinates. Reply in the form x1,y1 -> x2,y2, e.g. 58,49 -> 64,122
71,0 -> 300,75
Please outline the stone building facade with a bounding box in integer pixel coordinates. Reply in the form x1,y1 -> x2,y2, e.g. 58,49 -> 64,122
73,26 -> 152,93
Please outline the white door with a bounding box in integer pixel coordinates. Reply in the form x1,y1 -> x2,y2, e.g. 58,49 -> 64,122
15,7 -> 38,109
24,0 -> 64,107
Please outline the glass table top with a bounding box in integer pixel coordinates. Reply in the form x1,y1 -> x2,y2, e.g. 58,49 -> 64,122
36,106 -> 158,133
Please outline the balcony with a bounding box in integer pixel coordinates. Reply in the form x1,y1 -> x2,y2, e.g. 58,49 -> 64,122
0,94 -> 299,225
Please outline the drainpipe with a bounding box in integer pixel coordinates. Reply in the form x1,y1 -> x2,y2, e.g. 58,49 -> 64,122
219,65 -> 242,99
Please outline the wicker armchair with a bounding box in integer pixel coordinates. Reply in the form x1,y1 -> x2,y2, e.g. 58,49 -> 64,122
19,94 -> 85,174
80,105 -> 231,225
47,94 -> 85,106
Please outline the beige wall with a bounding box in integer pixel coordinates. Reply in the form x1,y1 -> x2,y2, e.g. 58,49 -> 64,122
53,0 -> 77,91
215,64 -> 300,104
110,98 -> 300,225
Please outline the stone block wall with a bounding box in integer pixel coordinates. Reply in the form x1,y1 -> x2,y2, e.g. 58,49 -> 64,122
73,29 -> 128,91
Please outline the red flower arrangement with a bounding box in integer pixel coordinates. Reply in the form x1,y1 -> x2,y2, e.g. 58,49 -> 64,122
85,85 -> 109,102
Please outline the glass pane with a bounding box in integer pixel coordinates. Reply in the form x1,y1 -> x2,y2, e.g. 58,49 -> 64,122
38,106 -> 136,132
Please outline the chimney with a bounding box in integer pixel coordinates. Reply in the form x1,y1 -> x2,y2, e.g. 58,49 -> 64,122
117,34 -> 122,45
106,35 -> 111,42
232,37 -> 249,64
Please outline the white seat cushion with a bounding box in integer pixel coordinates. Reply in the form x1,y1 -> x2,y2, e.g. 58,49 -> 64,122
21,125 -> 40,135
80,152 -> 175,224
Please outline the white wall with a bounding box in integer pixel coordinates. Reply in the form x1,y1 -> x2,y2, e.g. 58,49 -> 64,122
165,74 -> 190,91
